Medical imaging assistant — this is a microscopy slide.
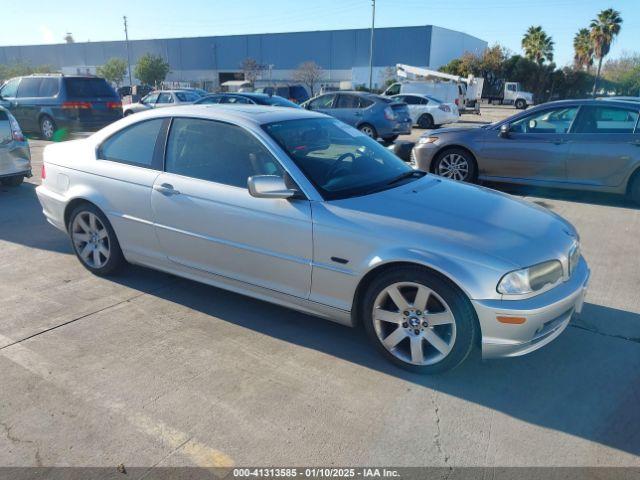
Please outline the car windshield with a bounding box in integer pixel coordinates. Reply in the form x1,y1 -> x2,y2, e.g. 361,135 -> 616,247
263,118 -> 419,200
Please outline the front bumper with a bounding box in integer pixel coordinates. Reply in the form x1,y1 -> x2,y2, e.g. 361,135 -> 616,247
411,143 -> 439,171
473,257 -> 590,359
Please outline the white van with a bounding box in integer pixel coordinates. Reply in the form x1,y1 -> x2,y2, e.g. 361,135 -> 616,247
384,81 -> 462,107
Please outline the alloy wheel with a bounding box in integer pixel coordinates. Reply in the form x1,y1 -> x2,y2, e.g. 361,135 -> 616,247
359,125 -> 375,137
41,118 -> 54,139
71,212 -> 111,269
437,153 -> 469,181
372,282 -> 456,366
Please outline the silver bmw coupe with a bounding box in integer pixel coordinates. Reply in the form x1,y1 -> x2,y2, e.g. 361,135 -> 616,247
36,105 -> 589,373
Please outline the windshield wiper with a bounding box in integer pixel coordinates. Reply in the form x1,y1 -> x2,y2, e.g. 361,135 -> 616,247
386,170 -> 426,186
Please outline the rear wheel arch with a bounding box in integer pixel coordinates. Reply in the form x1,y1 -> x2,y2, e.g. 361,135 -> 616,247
64,198 -> 99,232
626,166 -> 640,203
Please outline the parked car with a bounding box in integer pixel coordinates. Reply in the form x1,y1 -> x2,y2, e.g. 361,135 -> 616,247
254,84 -> 309,104
123,90 -> 200,116
0,74 -> 122,140
301,91 -> 412,142
411,99 -> 640,204
195,93 -> 300,108
391,94 -> 459,129
36,105 -> 589,373
384,80 -> 462,107
0,106 -> 31,186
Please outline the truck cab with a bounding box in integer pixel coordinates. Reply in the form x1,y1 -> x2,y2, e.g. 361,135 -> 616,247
503,82 -> 534,109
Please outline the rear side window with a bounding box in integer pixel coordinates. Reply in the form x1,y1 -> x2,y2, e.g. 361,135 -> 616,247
64,78 -> 115,98
175,92 -> 198,102
358,97 -> 374,108
156,93 -> 174,104
165,118 -> 283,188
0,78 -> 20,98
39,78 -> 59,97
99,118 -> 164,168
17,78 -> 43,97
197,96 -> 221,104
572,106 -> 639,134
335,95 -> 359,109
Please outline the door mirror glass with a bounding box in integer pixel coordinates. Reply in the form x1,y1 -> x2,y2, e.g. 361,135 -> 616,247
248,175 -> 297,199
499,123 -> 511,137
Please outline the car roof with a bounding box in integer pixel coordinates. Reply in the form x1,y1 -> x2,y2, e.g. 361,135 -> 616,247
535,98 -> 640,109
124,104 -> 324,126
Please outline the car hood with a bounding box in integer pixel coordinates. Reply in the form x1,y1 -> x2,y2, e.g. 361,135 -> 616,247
330,175 -> 577,269
426,125 -> 483,136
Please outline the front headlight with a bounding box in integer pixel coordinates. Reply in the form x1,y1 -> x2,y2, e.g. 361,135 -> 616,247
418,136 -> 438,145
497,260 -> 563,295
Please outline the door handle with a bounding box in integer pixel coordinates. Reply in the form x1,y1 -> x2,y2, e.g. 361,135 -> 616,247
153,183 -> 180,196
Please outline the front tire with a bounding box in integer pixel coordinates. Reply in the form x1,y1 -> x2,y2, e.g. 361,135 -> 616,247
381,134 -> 398,143
68,203 -> 125,276
362,266 -> 478,374
628,172 -> 640,205
433,148 -> 477,182
1,175 -> 24,187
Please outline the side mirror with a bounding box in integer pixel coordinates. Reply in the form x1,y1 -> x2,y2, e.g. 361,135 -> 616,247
248,175 -> 297,199
499,123 -> 511,138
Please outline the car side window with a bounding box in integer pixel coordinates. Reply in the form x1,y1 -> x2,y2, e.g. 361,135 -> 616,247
335,94 -> 360,109
157,93 -> 174,104
403,96 -> 421,105
358,97 -> 374,108
99,118 -> 164,168
386,83 -> 400,95
308,94 -> 335,110
0,78 -> 20,98
572,106 -> 639,134
39,78 -> 59,97
165,118 -> 284,188
509,107 -> 579,134
17,78 -> 43,98
142,93 -> 159,105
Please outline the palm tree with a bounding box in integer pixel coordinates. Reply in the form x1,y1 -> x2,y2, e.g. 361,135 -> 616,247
590,8 -> 623,95
522,26 -> 554,65
573,28 -> 594,71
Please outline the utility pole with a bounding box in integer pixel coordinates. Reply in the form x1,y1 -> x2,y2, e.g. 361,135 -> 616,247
123,16 -> 133,88
368,0 -> 376,91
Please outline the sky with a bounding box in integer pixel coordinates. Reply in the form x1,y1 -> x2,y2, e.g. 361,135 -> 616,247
1,0 -> 638,66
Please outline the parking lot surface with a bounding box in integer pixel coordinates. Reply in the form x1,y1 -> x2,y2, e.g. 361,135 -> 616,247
1,111 -> 639,469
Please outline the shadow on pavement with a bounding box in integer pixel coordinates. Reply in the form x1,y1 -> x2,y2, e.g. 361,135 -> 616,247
121,277 -> 640,457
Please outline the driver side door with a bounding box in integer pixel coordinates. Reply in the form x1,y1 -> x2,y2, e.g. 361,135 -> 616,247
481,106 -> 578,183
151,117 -> 313,299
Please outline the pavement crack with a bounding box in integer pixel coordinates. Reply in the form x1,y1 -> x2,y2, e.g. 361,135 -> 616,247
1,420 -> 41,466
430,392 -> 452,476
0,280 -> 178,351
570,323 -> 640,344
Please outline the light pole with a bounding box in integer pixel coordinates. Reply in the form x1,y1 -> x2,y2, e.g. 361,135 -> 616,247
368,0 -> 376,91
123,16 -> 133,88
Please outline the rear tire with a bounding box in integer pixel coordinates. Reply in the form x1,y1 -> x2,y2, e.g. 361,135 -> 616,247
361,266 -> 478,374
628,172 -> 640,205
68,203 -> 126,276
0,175 -> 24,187
515,99 -> 526,109
40,115 -> 56,140
123,110 -> 133,117
418,114 -> 434,129
381,135 -> 399,143
358,123 -> 377,139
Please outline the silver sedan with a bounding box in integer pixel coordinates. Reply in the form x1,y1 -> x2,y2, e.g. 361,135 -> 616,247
36,105 -> 589,373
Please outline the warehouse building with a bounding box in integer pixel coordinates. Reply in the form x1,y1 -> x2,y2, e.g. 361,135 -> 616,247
0,25 -> 486,90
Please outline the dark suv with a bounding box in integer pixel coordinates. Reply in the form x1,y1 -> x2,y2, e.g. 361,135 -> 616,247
0,74 -> 122,140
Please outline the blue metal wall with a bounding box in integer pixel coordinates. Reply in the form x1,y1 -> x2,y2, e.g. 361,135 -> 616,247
0,26 -> 446,70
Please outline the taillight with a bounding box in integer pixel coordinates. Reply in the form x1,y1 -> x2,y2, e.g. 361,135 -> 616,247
41,164 -> 46,180
62,101 -> 92,109
107,101 -> 122,109
438,104 -> 451,112
384,106 -> 396,121
8,115 -> 24,141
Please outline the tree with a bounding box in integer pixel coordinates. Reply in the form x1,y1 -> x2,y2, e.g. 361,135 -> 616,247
380,66 -> 397,87
240,57 -> 264,85
134,53 -> 170,87
0,63 -> 56,82
64,33 -> 75,44
293,61 -> 323,96
97,58 -> 128,88
603,52 -> 640,95
573,29 -> 594,71
521,26 -> 554,65
590,8 -> 623,95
